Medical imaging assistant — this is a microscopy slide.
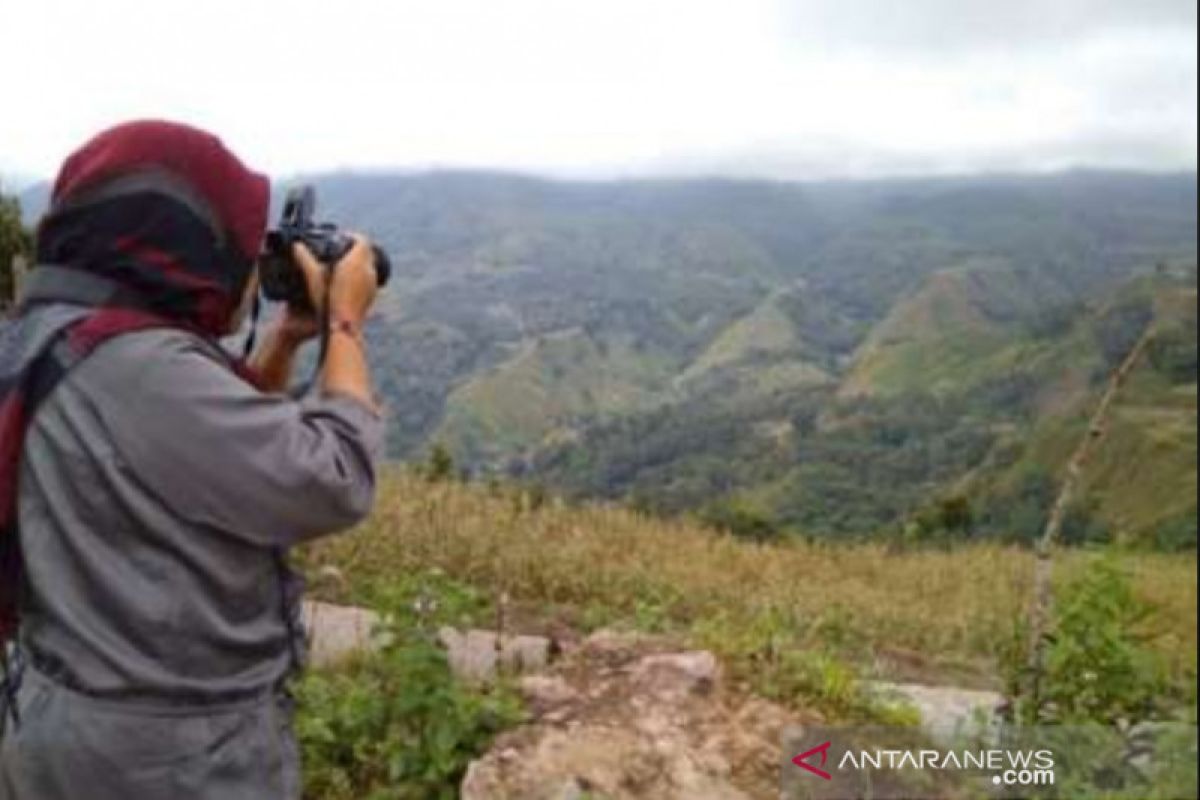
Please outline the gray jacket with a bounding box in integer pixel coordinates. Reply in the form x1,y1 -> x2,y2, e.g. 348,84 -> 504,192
1,306 -> 383,798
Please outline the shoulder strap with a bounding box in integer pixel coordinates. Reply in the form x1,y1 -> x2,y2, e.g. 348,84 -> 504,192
1,323 -> 90,628
25,336 -> 86,417
1,322 -> 90,737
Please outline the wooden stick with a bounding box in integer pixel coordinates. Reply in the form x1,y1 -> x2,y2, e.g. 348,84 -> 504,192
1026,322 -> 1157,716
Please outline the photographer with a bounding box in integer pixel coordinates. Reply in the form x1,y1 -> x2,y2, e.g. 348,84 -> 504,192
0,120 -> 382,799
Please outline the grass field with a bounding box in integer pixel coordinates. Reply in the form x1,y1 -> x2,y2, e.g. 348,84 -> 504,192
300,470 -> 1197,715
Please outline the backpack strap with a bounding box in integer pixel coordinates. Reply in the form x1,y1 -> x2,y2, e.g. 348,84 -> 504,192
1,325 -> 89,738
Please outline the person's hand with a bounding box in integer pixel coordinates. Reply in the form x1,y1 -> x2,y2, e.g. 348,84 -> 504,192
326,235 -> 378,325
317,235 -> 378,408
281,241 -> 331,345
274,308 -> 320,345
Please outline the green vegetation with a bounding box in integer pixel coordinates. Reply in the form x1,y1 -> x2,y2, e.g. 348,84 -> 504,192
533,270 -> 1198,545
1003,556 -> 1179,726
296,473 -> 1196,796
435,328 -> 673,464
247,169 -> 1196,548
420,442 -> 458,483
295,572 -> 521,799
17,170 -> 1195,544
301,471 -> 1197,709
698,495 -> 781,543
12,166 -> 1195,793
0,183 -> 31,305
1039,557 -> 1176,723
995,556 -> 1196,799
972,276 -> 1198,545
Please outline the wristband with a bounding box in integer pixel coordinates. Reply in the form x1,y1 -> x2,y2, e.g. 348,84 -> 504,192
329,318 -> 364,339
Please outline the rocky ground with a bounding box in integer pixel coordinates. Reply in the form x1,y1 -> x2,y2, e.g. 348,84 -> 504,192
303,601 -> 1003,800
461,629 -> 810,800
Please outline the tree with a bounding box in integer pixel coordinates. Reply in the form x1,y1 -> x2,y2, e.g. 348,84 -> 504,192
423,442 -> 456,483
0,184 -> 32,307
937,494 -> 974,535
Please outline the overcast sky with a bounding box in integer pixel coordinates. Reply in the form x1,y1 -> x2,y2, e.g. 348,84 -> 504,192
1,0 -> 1195,183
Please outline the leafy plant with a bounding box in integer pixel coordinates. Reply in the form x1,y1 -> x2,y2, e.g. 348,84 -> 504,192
1040,557 -> 1168,724
295,577 -> 521,799
996,555 -> 1197,798
1005,554 -> 1170,727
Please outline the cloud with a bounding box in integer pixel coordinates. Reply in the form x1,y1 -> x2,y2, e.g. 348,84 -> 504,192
648,126 -> 1197,182
779,0 -> 1196,53
0,0 -> 1194,181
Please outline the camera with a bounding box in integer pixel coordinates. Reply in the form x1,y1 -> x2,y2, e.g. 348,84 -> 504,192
259,185 -> 391,310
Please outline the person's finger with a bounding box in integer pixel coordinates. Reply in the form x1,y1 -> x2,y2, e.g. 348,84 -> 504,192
291,241 -> 326,310
343,233 -> 377,282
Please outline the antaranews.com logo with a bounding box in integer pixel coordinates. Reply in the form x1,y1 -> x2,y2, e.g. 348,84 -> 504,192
782,724 -> 1198,800
791,739 -> 1054,790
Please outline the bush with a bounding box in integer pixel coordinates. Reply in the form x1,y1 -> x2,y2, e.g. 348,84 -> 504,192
900,494 -> 976,547
1147,326 -> 1198,384
699,498 -> 780,542
1040,558 -> 1167,723
1005,554 -> 1169,726
999,555 -> 1195,798
1154,513 -> 1197,552
295,577 -> 522,799
422,443 -> 457,483
1059,500 -> 1111,547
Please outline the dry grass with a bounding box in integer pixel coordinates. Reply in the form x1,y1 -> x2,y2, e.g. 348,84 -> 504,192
301,471 -> 1197,688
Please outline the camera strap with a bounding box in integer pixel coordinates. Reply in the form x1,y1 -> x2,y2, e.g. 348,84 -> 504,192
240,292 -> 262,360
289,277 -> 334,398
241,280 -> 333,396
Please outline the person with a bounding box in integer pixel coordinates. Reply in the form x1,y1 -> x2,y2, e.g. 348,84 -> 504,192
0,120 -> 383,799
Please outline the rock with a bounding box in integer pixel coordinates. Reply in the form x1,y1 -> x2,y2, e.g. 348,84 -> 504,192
301,601 -> 386,667
520,675 -> 580,713
438,627 -> 556,683
629,651 -> 720,699
576,628 -> 656,663
866,680 -> 1004,743
553,777 -> 590,800
461,636 -> 799,799
312,565 -> 347,590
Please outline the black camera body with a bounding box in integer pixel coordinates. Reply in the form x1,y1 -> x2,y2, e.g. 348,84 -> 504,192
259,185 -> 391,309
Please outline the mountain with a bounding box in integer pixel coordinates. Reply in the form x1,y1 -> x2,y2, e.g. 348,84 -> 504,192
967,271 -> 1198,547
15,169 -> 1199,543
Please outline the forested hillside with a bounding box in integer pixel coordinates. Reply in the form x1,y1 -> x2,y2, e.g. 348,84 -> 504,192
20,170 -> 1199,543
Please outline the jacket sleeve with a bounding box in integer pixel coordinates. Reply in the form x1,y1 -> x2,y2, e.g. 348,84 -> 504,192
104,331 -> 385,546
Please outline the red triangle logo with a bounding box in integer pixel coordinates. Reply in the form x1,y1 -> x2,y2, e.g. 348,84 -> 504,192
792,740 -> 833,780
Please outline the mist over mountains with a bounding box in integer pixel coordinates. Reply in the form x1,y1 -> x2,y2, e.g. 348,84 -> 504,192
18,169 -> 1199,543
